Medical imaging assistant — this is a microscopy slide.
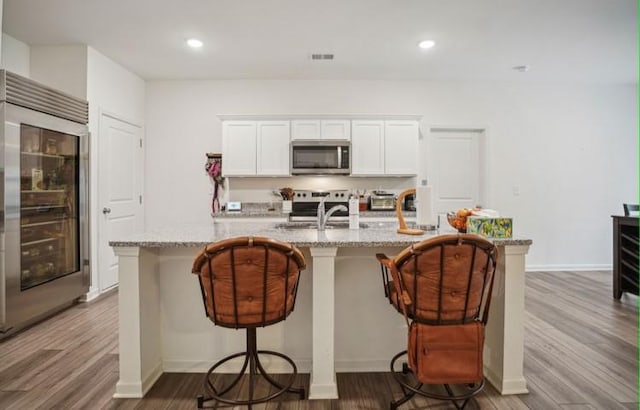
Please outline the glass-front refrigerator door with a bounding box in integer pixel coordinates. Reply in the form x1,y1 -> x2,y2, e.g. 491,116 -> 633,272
20,124 -> 79,290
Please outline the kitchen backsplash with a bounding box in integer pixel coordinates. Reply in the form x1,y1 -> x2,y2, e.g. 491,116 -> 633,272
222,175 -> 417,203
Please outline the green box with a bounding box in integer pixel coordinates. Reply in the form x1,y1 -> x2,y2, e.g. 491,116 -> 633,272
466,216 -> 513,238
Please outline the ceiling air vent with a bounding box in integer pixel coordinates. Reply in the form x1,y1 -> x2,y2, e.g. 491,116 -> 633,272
310,54 -> 334,60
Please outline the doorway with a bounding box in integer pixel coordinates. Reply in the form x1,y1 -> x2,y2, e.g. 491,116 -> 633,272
427,127 -> 488,224
97,113 -> 144,292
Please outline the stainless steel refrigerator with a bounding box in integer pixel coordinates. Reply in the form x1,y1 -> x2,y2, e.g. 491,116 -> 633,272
0,70 -> 89,337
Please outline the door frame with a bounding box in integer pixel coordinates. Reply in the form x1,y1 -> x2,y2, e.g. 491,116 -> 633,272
90,109 -> 144,299
425,125 -> 490,216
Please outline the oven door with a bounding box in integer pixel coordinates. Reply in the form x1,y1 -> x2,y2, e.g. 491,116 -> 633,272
290,141 -> 350,175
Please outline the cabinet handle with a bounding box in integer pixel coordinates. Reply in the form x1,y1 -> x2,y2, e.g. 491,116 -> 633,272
102,207 -> 111,215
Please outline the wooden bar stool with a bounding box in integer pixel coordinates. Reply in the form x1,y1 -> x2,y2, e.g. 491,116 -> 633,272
192,236 -> 306,409
378,234 -> 498,410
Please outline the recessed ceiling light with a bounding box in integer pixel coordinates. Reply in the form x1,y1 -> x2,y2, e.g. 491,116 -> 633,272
418,40 -> 435,49
186,38 -> 203,48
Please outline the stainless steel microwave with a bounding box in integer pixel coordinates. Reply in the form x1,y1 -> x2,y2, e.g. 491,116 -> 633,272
290,140 -> 351,175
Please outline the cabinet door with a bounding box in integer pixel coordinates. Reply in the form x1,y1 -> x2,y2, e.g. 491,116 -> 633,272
351,120 -> 384,175
222,121 -> 257,176
291,120 -> 321,140
321,120 -> 351,140
257,121 -> 290,176
384,120 -> 418,176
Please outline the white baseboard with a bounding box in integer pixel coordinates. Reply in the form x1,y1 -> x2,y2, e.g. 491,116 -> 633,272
164,358 -> 392,374
163,358 -> 312,374
82,288 -> 101,302
113,361 -> 163,398
526,264 -> 611,272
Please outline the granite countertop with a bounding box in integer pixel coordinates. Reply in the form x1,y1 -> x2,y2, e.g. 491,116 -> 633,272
110,221 -> 532,248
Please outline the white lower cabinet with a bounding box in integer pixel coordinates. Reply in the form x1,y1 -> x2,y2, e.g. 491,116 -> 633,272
222,120 -> 290,176
352,120 -> 419,176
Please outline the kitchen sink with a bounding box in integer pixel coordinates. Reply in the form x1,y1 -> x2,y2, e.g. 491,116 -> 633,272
274,222 -> 370,230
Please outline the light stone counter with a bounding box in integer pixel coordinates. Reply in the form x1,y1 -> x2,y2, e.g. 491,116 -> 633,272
110,221 -> 530,248
110,221 -> 532,400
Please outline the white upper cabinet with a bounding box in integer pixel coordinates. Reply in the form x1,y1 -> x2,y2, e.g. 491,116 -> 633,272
384,120 -> 419,176
291,120 -> 320,140
256,121 -> 290,176
222,120 -> 291,176
222,121 -> 257,176
220,116 -> 419,177
292,119 -> 350,140
320,120 -> 351,140
351,120 -> 419,176
351,120 -> 385,175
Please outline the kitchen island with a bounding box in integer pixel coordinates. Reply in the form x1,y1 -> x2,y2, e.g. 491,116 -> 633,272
110,221 -> 531,400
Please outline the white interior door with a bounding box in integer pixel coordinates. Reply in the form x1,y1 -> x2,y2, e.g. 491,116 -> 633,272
429,128 -> 485,220
98,114 -> 143,292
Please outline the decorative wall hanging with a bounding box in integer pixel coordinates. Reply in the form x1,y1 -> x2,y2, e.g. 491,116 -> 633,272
205,153 -> 224,214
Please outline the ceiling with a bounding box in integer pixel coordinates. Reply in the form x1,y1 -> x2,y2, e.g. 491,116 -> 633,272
3,0 -> 637,83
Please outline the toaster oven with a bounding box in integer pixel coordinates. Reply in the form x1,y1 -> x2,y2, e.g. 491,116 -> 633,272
369,193 -> 396,211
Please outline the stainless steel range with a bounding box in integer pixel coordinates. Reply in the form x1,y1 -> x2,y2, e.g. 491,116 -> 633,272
290,190 -> 350,221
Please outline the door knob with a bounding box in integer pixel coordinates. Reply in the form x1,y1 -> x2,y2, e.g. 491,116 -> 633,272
102,207 -> 111,214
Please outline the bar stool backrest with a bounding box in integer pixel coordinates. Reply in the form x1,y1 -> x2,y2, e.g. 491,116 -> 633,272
192,236 -> 306,328
392,234 -> 498,325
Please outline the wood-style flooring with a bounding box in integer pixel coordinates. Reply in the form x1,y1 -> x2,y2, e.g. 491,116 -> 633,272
0,271 -> 636,409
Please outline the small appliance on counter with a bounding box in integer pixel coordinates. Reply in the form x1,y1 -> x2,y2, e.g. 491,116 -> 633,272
226,201 -> 242,212
403,193 -> 416,211
369,191 -> 396,211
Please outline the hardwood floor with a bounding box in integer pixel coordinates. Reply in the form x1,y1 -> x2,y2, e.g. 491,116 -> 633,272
0,271 -> 636,409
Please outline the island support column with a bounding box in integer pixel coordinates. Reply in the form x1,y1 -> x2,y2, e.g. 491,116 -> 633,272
484,244 -> 531,395
113,247 -> 163,398
308,247 -> 339,399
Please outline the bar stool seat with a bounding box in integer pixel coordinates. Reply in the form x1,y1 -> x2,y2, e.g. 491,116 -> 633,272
378,234 -> 498,410
191,236 -> 307,409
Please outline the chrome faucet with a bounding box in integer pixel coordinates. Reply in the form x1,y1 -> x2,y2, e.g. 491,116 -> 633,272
317,198 -> 348,231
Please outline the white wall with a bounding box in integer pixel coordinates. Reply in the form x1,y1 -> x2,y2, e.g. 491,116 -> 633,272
87,47 -> 146,124
145,80 -> 637,270
0,1 -> 4,56
0,33 -> 29,75
86,46 -> 145,297
30,45 -> 87,99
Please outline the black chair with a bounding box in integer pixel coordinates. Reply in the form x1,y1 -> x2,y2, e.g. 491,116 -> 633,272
623,203 -> 639,216
378,234 -> 498,410
191,236 -> 306,409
